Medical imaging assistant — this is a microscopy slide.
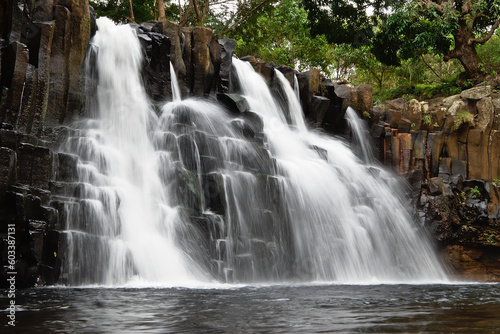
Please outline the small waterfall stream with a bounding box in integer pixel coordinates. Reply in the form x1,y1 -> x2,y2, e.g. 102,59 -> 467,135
60,19 -> 448,286
345,107 -> 375,163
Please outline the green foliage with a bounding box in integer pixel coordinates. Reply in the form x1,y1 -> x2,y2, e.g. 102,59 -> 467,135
422,114 -> 432,125
492,178 -> 500,187
477,30 -> 500,74
90,0 -> 178,23
372,0 -> 500,79
470,186 -> 481,199
484,232 -> 498,246
228,0 -> 335,75
302,0 -> 397,46
371,81 -> 462,103
372,1 -> 457,66
453,110 -> 474,130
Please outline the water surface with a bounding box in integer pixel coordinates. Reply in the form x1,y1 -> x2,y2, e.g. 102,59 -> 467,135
3,284 -> 499,333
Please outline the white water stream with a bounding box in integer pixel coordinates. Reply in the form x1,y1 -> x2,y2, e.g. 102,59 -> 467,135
60,19 -> 448,286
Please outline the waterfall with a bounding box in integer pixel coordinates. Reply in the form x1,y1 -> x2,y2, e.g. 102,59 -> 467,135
60,19 -> 448,285
60,18 -> 203,285
275,70 -> 307,132
294,74 -> 300,103
230,59 -> 448,282
345,107 -> 375,163
170,62 -> 182,102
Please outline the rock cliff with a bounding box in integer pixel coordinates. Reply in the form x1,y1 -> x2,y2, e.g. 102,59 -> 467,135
1,0 -> 498,286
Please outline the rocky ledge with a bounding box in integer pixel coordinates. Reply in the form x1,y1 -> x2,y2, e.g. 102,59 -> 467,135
366,86 -> 500,281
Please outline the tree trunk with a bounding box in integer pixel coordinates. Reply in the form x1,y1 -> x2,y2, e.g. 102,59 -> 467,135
158,0 -> 166,20
127,0 -> 135,23
445,23 -> 485,81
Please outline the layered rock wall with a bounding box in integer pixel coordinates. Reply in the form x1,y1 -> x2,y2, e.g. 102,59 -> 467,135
0,1 -> 353,286
368,86 -> 500,281
3,0 -> 497,285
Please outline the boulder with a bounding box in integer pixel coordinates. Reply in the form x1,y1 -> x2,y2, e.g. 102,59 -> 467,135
476,97 -> 493,132
445,245 -> 500,282
8,0 -> 26,43
217,93 -> 249,114
386,109 -> 402,128
351,84 -> 373,113
428,177 -> 444,195
385,98 -> 405,111
0,0 -> 14,41
406,99 -> 422,131
442,94 -> 462,108
447,99 -> 467,117
460,85 -> 491,100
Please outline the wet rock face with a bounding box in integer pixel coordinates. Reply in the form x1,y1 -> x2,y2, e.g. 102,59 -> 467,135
0,0 -> 92,132
0,129 -> 77,288
0,0 -> 92,288
138,28 -> 171,102
370,87 -> 500,282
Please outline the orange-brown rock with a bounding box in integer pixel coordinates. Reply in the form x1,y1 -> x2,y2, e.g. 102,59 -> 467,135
467,129 -> 490,179
444,245 -> 500,282
351,84 -> 373,113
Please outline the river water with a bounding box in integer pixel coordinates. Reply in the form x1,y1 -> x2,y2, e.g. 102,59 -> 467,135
3,283 -> 499,333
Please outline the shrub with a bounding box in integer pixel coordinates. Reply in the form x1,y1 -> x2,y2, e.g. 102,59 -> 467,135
453,110 -> 474,130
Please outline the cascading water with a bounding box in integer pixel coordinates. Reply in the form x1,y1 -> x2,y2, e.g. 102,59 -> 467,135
230,59 -> 448,282
170,62 -> 182,102
345,106 -> 375,163
59,18 -> 204,285
60,19 -> 448,285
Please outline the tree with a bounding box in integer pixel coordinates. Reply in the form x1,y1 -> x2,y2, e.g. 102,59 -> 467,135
90,0 -> 179,23
127,0 -> 135,22
373,0 -> 500,81
158,0 -> 167,20
226,0 -> 335,74
301,0 -> 397,46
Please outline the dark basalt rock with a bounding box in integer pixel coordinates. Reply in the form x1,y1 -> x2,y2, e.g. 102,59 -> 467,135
45,5 -> 71,127
218,38 -> 235,93
138,31 -> 171,102
310,96 -> 330,124
217,93 -> 249,114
